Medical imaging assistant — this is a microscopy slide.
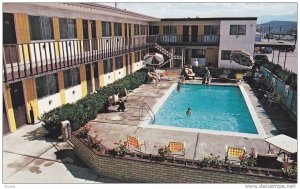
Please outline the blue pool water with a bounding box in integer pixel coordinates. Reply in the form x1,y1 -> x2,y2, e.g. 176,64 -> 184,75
153,84 -> 258,134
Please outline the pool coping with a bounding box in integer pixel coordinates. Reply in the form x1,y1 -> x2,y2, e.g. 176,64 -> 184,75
139,82 -> 267,139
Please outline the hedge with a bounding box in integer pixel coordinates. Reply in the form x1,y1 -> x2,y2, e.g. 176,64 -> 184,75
41,70 -> 147,138
261,60 -> 297,91
190,67 -> 249,78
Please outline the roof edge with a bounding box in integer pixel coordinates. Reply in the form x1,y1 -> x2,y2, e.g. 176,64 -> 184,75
64,3 -> 159,21
160,17 -> 258,21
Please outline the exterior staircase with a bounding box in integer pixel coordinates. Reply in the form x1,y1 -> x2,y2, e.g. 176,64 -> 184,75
147,43 -> 183,68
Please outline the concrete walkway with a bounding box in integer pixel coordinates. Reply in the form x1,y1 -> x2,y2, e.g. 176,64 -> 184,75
3,124 -> 117,183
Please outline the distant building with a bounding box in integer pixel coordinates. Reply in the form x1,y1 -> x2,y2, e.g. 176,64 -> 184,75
255,32 -> 262,42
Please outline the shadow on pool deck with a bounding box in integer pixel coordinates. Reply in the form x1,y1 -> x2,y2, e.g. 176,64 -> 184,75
246,82 -> 297,139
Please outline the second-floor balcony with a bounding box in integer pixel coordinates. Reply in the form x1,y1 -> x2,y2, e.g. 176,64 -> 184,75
148,35 -> 220,46
3,36 -> 152,83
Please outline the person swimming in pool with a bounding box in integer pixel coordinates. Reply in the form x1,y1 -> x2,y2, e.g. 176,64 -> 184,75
186,108 -> 192,116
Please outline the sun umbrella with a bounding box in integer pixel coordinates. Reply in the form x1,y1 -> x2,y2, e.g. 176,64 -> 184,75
230,50 -> 254,67
143,53 -> 164,66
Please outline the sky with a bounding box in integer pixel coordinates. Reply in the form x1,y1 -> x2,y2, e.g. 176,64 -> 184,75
100,2 -> 297,23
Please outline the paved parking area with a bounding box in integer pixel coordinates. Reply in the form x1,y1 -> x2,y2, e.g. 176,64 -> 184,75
262,41 -> 298,73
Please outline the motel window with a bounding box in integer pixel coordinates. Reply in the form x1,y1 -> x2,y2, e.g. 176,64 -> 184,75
102,22 -> 111,37
230,25 -> 246,35
141,50 -> 146,59
59,18 -> 77,39
163,26 -> 177,35
149,26 -> 159,35
29,15 -> 54,40
141,25 -> 146,35
134,24 -> 140,35
221,50 -> 232,60
204,25 -> 219,35
134,51 -> 140,62
104,58 -> 113,74
114,22 -> 122,36
192,49 -> 206,58
63,68 -> 80,89
115,56 -> 123,70
36,74 -> 59,98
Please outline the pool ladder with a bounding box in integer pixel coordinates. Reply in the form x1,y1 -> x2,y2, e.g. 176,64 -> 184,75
139,103 -> 155,124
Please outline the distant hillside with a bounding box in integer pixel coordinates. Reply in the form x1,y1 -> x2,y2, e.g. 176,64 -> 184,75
256,21 -> 297,35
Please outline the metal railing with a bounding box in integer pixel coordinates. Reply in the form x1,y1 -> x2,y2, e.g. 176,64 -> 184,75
261,67 -> 297,119
139,103 -> 155,123
3,35 -> 153,83
149,34 -> 220,46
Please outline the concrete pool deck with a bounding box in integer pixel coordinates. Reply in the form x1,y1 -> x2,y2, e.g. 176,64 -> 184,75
88,78 -> 296,160
3,78 -> 296,183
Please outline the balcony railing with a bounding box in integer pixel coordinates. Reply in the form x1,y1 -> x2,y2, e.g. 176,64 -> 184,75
3,36 -> 152,83
149,35 -> 220,46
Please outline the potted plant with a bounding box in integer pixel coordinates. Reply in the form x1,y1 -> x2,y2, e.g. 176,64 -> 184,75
111,140 -> 129,157
199,153 -> 222,169
155,145 -> 171,161
76,124 -> 92,138
282,162 -> 297,179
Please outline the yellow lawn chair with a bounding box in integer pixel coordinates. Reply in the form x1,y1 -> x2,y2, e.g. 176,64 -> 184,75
235,73 -> 244,81
126,135 -> 146,153
168,141 -> 185,158
225,145 -> 246,162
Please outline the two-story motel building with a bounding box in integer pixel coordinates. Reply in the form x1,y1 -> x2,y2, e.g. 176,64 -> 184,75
2,2 -> 257,134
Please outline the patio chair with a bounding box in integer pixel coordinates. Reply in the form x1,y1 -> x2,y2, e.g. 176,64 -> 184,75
168,141 -> 185,158
262,91 -> 276,103
219,70 -> 230,79
235,73 -> 244,81
126,135 -> 146,153
184,67 -> 195,80
122,88 -> 133,101
161,69 -> 172,80
256,153 -> 278,169
266,94 -> 281,108
225,145 -> 246,163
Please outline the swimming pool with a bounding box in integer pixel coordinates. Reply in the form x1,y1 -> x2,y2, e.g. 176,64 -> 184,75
150,84 -> 259,134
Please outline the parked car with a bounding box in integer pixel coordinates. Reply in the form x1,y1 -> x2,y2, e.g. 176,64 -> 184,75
279,45 -> 295,52
261,47 -> 273,54
253,54 -> 269,64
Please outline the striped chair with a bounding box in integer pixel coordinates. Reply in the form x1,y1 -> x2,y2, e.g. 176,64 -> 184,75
168,141 -> 185,158
225,145 -> 246,162
126,135 -> 146,153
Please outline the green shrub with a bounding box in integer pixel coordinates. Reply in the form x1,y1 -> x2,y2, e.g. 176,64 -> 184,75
41,71 -> 146,138
191,67 -> 248,78
262,61 -> 297,91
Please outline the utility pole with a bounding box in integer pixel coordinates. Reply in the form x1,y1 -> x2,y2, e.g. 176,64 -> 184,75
268,26 -> 271,42
279,27 -> 282,39
261,22 -> 263,36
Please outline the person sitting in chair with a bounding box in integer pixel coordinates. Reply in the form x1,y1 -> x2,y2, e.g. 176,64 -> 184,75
147,71 -> 159,83
112,92 -> 120,105
117,99 -> 126,112
184,65 -> 195,79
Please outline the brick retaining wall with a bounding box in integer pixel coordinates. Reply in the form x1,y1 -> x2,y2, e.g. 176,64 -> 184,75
70,135 -> 295,183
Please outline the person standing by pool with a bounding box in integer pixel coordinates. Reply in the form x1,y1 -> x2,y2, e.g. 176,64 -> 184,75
186,108 -> 192,116
177,82 -> 181,93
